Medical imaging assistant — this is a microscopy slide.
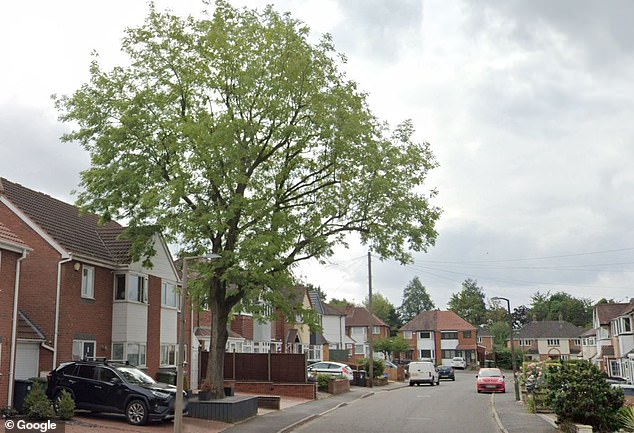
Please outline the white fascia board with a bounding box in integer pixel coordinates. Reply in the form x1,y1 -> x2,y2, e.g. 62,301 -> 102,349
0,196 -> 68,257
0,241 -> 31,254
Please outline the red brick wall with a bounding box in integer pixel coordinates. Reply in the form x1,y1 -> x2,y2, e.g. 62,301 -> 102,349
231,315 -> 254,340
1,202 -> 60,364
56,262 -> 113,367
0,249 -> 19,405
146,275 -> 161,379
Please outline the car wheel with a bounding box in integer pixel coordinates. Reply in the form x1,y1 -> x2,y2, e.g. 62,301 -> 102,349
430,380 -> 434,386
126,399 -> 149,426
452,377 -> 455,381
409,382 -> 414,387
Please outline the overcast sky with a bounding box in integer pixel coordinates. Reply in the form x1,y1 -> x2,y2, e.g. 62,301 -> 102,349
2,0 -> 634,312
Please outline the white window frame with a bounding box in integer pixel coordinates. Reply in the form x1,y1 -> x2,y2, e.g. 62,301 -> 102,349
419,331 -> 431,339
161,281 -> 178,308
519,339 -> 531,346
72,339 -> 96,360
547,339 -> 560,346
403,331 -> 412,339
372,326 -> 381,335
126,342 -> 147,367
160,344 -> 177,367
114,273 -> 148,304
112,342 -> 125,361
81,265 -> 95,299
354,344 -> 365,356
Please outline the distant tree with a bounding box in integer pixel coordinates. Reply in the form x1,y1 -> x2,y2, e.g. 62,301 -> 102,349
530,291 -> 592,327
511,305 -> 531,329
373,336 -> 410,360
363,293 -> 402,335
399,276 -> 435,322
447,279 -> 487,326
329,298 -> 354,309
489,320 -> 510,347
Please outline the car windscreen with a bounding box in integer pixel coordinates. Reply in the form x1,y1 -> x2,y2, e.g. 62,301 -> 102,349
478,369 -> 502,377
116,367 -> 156,385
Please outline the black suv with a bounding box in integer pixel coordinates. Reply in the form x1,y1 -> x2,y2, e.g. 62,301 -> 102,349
46,359 -> 186,425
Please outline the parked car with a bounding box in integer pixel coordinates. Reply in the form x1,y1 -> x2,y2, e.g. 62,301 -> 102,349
437,365 -> 455,381
476,368 -> 505,393
307,361 -> 354,381
610,383 -> 634,396
451,357 -> 467,369
407,361 -> 439,386
46,359 -> 186,425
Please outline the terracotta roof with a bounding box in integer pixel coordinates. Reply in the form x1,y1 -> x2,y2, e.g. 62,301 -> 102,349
516,321 -> 583,339
595,302 -> 630,325
17,311 -> 45,341
0,178 -> 132,264
400,310 -> 476,332
345,306 -> 389,328
0,222 -> 30,250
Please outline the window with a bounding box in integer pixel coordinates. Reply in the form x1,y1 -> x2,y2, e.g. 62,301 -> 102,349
573,339 -> 582,346
420,349 -> 432,358
623,317 -> 632,333
403,331 -> 412,339
354,344 -> 365,356
126,343 -> 146,367
441,350 -> 456,359
112,343 -> 124,361
441,331 -> 458,340
81,266 -> 95,299
519,339 -> 532,346
161,344 -> 177,366
162,282 -> 177,308
477,336 -> 483,343
72,340 -> 96,360
547,339 -> 560,346
114,274 -> 147,303
419,331 -> 431,339
373,326 -> 381,335
463,330 -> 472,339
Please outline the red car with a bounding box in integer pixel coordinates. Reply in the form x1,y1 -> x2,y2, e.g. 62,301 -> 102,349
476,368 -> 506,393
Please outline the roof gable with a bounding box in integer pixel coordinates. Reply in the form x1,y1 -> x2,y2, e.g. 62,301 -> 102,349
595,302 -> 630,325
400,310 -> 476,332
345,306 -> 389,328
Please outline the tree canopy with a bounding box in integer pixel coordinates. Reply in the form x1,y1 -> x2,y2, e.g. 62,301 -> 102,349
447,279 -> 487,326
530,291 -> 592,327
363,293 -> 402,334
399,276 -> 435,322
55,1 -> 440,399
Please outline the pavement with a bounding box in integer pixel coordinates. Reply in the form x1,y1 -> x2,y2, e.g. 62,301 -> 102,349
65,380 -> 561,433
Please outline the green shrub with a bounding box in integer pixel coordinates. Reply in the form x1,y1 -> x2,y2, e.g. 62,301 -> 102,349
619,405 -> 634,432
316,374 -> 331,390
1,406 -> 18,418
56,390 -> 75,420
544,360 -> 624,433
23,382 -> 53,420
359,359 -> 385,378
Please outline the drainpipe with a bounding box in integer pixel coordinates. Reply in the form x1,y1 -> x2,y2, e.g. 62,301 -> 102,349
53,257 -> 73,368
8,249 -> 27,406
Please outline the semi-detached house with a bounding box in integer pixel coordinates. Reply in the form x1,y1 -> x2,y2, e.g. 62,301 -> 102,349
0,178 -> 181,406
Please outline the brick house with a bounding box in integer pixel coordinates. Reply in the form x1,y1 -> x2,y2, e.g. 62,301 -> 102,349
607,300 -> 634,381
0,222 -> 31,406
513,320 -> 584,361
591,301 -> 632,374
399,310 -> 477,366
345,306 -> 390,361
0,178 -> 180,390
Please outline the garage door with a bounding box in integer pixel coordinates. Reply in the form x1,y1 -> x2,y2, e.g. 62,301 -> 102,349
15,342 -> 40,380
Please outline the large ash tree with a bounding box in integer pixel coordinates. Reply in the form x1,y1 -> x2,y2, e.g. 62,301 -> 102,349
55,1 -> 441,399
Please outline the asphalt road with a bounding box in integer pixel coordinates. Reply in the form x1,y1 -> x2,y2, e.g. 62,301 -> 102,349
294,370 -> 499,433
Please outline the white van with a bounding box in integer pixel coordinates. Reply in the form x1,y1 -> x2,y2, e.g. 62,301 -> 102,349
407,361 -> 439,386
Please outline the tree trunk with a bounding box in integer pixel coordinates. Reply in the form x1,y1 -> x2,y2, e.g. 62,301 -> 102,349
206,292 -> 230,400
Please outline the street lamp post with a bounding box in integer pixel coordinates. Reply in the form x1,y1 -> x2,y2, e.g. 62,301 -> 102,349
491,296 -> 521,401
174,253 -> 220,433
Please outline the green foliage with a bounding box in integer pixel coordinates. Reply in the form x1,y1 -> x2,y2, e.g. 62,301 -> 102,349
328,298 -> 354,309
544,361 -> 624,433
447,279 -> 487,326
511,305 -> 531,329
1,406 -> 18,418
364,293 -> 401,334
492,346 -> 523,370
23,382 -> 53,420
373,335 -> 410,360
359,358 -> 385,378
316,374 -> 331,390
57,390 -> 76,421
55,0 -> 440,399
530,291 -> 592,327
489,320 -> 510,347
399,276 -> 435,323
618,405 -> 634,432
